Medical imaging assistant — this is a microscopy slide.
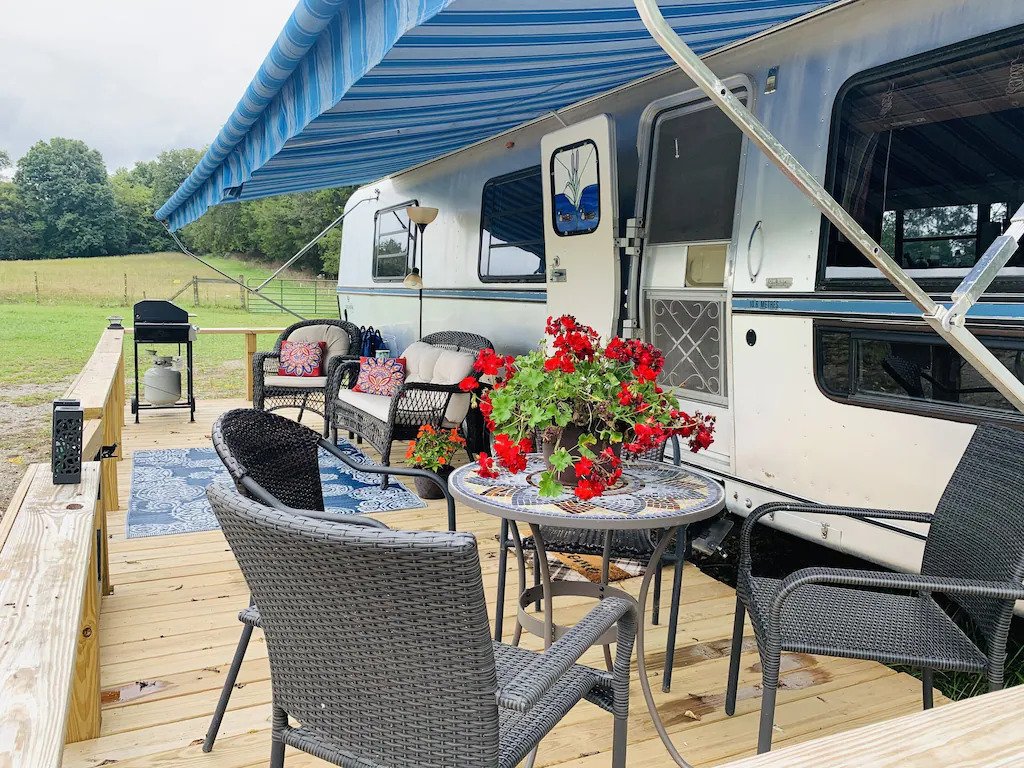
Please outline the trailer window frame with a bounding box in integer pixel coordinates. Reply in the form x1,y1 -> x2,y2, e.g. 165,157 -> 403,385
813,319 -> 1024,426
478,166 -> 547,283
817,24 -> 1024,294
372,200 -> 417,283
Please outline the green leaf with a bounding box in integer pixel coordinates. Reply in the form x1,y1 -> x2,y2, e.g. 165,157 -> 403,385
578,443 -> 596,460
538,472 -> 565,498
548,447 -> 572,472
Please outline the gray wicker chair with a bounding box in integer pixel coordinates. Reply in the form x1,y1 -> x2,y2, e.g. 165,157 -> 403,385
206,481 -> 637,768
253,319 -> 362,436
727,422 -> 1024,753
202,408 -> 456,753
495,437 -> 692,689
330,331 -> 493,486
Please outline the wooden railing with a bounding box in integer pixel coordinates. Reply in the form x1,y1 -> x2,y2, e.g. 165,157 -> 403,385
0,325 -> 125,765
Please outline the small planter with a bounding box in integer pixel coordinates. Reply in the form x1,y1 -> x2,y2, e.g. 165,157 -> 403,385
540,424 -> 621,488
413,466 -> 453,499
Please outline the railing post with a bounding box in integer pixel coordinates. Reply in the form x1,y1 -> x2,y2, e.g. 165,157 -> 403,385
245,332 -> 258,401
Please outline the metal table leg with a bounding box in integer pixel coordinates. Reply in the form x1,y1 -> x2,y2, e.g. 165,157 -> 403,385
636,524 -> 698,768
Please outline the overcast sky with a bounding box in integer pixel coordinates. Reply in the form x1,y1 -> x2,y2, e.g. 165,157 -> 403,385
0,1 -> 295,173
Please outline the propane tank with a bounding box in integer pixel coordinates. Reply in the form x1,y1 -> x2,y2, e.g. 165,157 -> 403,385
142,350 -> 182,406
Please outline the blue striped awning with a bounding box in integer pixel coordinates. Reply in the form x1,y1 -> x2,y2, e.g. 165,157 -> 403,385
157,0 -> 836,230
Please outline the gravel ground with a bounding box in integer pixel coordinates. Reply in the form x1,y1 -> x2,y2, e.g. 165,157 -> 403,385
0,380 -> 69,508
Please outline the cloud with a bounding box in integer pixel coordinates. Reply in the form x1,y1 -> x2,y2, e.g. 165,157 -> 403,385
0,0 -> 294,171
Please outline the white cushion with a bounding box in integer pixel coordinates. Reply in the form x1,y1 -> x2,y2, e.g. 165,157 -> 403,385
401,341 -> 475,425
264,375 -> 327,389
336,388 -> 392,423
287,324 -> 350,367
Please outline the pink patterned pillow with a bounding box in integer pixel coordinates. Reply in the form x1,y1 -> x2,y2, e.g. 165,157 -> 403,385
278,341 -> 326,377
353,356 -> 406,396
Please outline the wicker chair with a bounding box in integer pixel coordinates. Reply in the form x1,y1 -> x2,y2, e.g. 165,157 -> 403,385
206,481 -> 637,768
495,438 -> 692,688
331,331 -> 493,486
202,408 -> 456,753
253,319 -> 362,436
727,422 -> 1024,753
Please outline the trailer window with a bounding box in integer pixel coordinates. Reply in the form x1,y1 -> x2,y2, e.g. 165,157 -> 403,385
647,100 -> 744,244
373,202 -> 415,281
550,140 -> 600,236
815,324 -> 1024,422
479,167 -> 546,282
823,29 -> 1024,286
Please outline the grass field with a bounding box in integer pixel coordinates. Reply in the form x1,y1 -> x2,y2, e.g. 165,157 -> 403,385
0,251 -> 296,308
0,252 -> 330,506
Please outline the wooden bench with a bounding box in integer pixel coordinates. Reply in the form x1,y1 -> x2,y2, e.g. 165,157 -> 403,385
0,462 -> 103,766
718,684 -> 1024,767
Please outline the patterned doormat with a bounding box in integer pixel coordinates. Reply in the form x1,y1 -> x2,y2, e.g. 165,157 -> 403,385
543,552 -> 646,583
127,441 -> 425,538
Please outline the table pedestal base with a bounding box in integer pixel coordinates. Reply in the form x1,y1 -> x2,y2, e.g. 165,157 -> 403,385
517,581 -> 632,647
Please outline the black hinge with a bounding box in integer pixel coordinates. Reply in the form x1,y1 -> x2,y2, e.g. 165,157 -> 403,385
100,443 -> 118,459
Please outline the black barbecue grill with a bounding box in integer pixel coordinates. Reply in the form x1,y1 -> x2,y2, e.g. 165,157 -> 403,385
131,300 -> 197,422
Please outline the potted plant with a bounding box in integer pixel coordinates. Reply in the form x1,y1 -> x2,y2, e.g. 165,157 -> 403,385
405,424 -> 465,499
458,315 -> 715,500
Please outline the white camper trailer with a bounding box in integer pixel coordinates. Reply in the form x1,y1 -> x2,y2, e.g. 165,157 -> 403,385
336,0 -> 1024,574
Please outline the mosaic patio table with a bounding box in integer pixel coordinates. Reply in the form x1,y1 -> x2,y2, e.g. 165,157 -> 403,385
450,454 -> 725,768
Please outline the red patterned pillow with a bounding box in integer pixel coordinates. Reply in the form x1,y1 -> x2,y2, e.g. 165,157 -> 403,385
353,356 -> 406,396
278,341 -> 326,377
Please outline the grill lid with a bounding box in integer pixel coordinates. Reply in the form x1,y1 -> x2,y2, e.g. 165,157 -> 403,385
134,300 -> 189,326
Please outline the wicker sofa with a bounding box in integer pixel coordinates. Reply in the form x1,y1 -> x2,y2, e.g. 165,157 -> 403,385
253,319 -> 362,435
330,331 -> 492,485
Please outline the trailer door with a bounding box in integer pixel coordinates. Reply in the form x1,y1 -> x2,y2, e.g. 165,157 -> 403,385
540,114 -> 620,337
635,83 -> 751,473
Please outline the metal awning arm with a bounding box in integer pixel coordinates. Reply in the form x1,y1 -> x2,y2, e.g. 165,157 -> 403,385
633,0 -> 1024,414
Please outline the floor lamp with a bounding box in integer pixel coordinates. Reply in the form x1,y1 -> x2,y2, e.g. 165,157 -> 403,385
404,205 -> 438,338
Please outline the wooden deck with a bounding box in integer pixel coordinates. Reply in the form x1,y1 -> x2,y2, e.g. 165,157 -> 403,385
61,398 -> 945,768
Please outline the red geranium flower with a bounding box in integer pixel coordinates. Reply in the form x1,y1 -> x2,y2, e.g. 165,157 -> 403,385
478,452 -> 499,478
459,376 -> 479,392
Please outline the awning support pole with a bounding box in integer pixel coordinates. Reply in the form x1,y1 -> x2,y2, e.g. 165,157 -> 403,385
633,0 -> 1024,414
163,226 -> 306,319
253,190 -> 379,292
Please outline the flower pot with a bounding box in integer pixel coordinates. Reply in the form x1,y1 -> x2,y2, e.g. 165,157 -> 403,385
541,425 -> 621,487
413,466 -> 453,499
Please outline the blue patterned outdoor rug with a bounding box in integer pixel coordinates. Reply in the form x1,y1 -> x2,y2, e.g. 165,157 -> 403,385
127,441 -> 425,538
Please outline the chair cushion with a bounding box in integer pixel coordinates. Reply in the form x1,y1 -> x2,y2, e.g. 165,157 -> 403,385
287,323 -> 351,366
353,356 -> 406,397
278,341 -> 326,377
264,375 -> 328,389
402,341 -> 475,385
336,388 -> 393,423
744,575 -> 988,672
402,341 -> 476,426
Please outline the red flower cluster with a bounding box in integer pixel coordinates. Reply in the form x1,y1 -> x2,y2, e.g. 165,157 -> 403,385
572,446 -> 623,500
492,433 -> 532,474
605,337 -> 665,382
547,315 -> 599,359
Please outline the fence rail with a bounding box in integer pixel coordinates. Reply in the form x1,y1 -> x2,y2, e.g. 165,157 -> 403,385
246,277 -> 337,316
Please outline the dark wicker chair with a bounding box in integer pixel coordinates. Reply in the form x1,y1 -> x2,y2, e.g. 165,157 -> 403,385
727,422 -> 1024,753
202,408 -> 456,753
253,319 -> 362,436
495,437 -> 692,688
207,481 -> 638,768
330,331 -> 493,486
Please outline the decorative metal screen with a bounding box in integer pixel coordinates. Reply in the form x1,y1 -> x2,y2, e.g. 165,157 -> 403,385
646,291 -> 727,404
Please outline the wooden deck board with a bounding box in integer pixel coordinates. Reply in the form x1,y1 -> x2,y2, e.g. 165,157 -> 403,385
63,399 -> 945,768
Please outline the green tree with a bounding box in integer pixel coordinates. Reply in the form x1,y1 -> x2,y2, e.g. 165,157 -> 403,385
110,169 -> 171,252
0,149 -> 10,173
149,147 -> 204,214
14,138 -> 125,257
0,181 -> 41,259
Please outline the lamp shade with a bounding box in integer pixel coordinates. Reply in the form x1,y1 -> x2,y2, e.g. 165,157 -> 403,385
403,268 -> 424,289
406,206 -> 439,227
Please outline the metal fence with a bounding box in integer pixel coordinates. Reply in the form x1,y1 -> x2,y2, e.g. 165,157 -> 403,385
245,277 -> 338,316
